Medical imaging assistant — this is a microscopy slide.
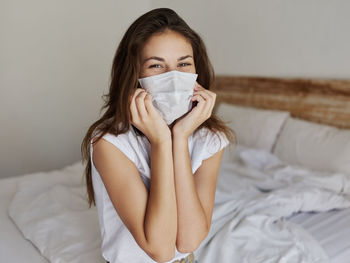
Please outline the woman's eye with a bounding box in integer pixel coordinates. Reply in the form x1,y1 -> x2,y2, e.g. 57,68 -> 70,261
149,64 -> 162,68
179,63 -> 191,67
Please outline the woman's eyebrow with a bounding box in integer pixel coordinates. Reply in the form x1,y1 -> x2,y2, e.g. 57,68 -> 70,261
143,56 -> 164,64
142,55 -> 193,64
178,55 -> 193,61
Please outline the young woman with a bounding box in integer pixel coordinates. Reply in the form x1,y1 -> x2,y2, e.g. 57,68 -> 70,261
81,8 -> 236,263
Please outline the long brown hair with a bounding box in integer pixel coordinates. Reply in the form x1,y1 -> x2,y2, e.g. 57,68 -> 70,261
81,8 -> 236,208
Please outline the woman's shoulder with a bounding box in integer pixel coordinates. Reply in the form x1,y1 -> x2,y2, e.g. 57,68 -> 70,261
192,127 -> 230,152
189,127 -> 230,164
102,127 -> 140,148
92,127 -> 141,165
193,127 -> 228,143
102,130 -> 131,141
90,124 -> 136,151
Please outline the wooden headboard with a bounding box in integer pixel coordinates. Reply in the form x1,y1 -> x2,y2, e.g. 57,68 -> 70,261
213,76 -> 350,129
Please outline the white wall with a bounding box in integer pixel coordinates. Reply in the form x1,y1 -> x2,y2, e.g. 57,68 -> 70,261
0,0 -> 150,178
1,1 -> 349,179
151,0 -> 350,78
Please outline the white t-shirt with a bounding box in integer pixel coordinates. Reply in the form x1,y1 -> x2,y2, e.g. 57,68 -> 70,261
90,125 -> 229,263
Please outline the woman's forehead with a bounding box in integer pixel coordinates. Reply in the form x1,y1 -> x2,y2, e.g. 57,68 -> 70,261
141,31 -> 193,60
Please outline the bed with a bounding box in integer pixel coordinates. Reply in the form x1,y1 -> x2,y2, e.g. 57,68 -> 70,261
1,76 -> 350,263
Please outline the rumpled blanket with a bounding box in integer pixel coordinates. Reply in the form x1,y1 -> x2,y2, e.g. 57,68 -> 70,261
194,146 -> 350,263
8,146 -> 350,263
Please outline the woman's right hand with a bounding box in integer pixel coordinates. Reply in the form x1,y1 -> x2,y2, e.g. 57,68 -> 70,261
130,88 -> 171,145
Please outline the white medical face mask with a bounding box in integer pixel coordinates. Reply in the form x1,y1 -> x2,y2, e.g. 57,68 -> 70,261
138,70 -> 198,125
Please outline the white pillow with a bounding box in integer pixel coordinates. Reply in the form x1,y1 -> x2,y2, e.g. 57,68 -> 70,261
273,117 -> 350,176
215,102 -> 290,152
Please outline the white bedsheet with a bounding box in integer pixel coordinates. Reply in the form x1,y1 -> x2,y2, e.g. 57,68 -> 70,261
7,163 -> 105,263
288,208 -> 350,263
0,175 -> 48,263
4,146 -> 350,263
193,146 -> 350,263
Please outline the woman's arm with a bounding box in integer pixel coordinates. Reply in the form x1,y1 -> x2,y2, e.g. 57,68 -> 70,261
144,137 -> 177,257
171,82 -> 222,252
93,136 -> 177,263
93,89 -> 178,262
172,133 -> 224,253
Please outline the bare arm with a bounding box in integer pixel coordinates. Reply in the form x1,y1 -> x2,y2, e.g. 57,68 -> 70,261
144,138 -> 177,258
171,81 -> 223,252
93,137 -> 177,263
92,88 -> 177,262
172,133 -> 224,253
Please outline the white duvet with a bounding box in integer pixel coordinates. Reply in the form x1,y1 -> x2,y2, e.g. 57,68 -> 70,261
194,146 -> 350,263
8,146 -> 350,263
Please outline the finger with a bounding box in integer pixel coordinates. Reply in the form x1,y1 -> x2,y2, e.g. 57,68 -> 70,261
191,94 -> 206,110
135,90 -> 148,119
194,82 -> 205,91
193,90 -> 210,111
209,90 -> 217,111
193,89 -> 216,112
194,83 -> 216,98
130,89 -> 145,107
194,84 -> 214,97
192,91 -> 214,118
198,92 -> 212,117
193,83 -> 214,103
133,88 -> 145,97
144,93 -> 158,116
130,89 -> 146,119
193,90 -> 210,100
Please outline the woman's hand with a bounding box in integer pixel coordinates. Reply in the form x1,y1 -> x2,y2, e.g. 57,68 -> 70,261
130,88 -> 171,145
172,82 -> 216,139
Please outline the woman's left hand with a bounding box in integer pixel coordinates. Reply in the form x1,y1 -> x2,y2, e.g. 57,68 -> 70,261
172,82 -> 216,139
